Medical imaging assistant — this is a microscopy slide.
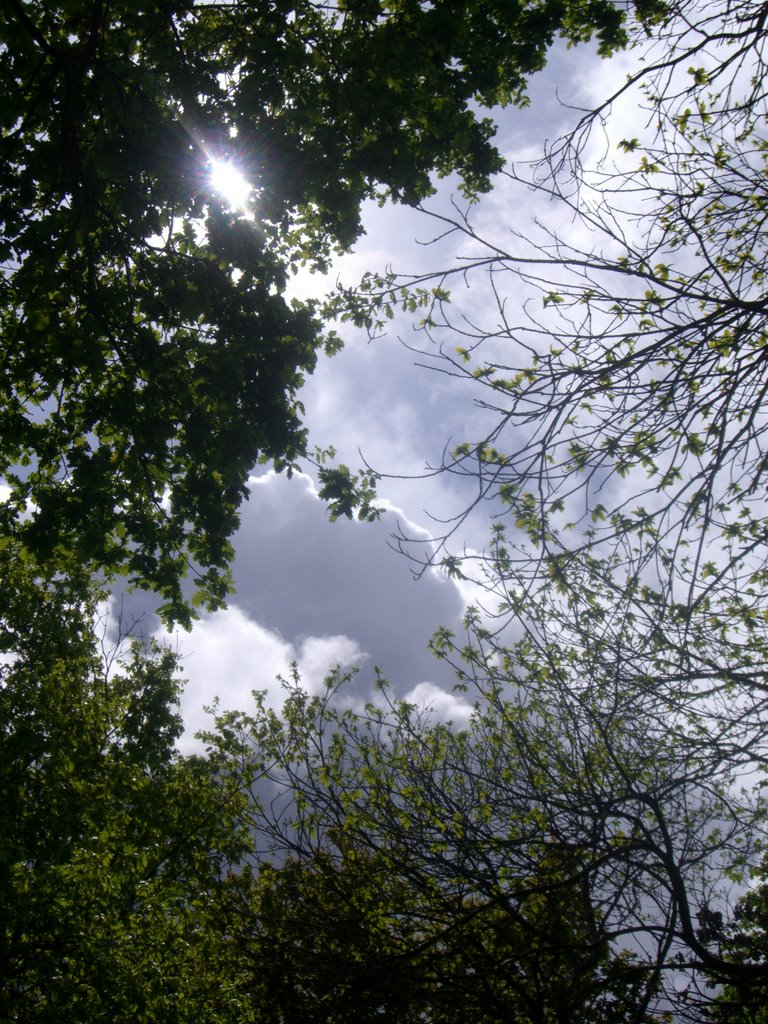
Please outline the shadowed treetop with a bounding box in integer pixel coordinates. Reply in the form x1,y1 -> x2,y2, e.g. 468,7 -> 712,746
0,0 -> 630,623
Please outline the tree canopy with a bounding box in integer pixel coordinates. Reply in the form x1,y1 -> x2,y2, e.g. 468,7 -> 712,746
206,671 -> 659,1024
711,861 -> 768,1023
0,552 -> 252,1022
0,0 -> 632,623
328,0 -> 768,1013
338,0 -> 768,831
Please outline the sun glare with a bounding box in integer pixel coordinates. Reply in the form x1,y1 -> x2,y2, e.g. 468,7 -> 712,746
209,159 -> 252,211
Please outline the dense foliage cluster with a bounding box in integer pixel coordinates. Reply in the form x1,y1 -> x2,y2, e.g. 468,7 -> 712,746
0,550 -> 251,1021
0,0 -> 626,622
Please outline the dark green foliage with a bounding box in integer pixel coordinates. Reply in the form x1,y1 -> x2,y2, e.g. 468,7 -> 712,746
233,855 -> 650,1024
0,0 -> 630,623
710,865 -> 768,1023
207,672 -> 659,1023
0,552 -> 251,1022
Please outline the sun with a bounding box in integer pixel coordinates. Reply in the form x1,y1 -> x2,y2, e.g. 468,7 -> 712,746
209,159 -> 252,211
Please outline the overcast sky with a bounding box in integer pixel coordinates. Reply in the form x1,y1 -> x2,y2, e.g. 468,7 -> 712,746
106,38 -> 643,748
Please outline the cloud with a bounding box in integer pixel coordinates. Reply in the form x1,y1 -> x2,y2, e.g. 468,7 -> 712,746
295,634 -> 367,693
113,471 -> 468,747
171,604 -> 367,753
402,680 -> 474,728
227,471 -> 465,688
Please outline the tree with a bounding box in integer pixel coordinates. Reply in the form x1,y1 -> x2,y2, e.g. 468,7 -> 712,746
208,616 -> 768,1016
0,551 -> 252,1022
230,854 -> 653,1024
710,860 -> 768,1024
340,0 -> 768,688
207,670 -> 675,1022
229,853 -> 434,1024
343,0 -> 768,827
327,0 -> 768,1012
0,0 -> 635,624
343,0 -> 768,612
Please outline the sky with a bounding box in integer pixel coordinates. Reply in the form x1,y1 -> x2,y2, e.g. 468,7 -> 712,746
107,38 -> 645,750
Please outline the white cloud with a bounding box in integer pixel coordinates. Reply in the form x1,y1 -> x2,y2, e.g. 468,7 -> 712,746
296,634 -> 367,694
169,605 -> 366,753
402,680 -> 474,728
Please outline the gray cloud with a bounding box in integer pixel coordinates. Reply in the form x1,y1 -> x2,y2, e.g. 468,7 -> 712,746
228,471 -> 465,693
110,471 -> 469,745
